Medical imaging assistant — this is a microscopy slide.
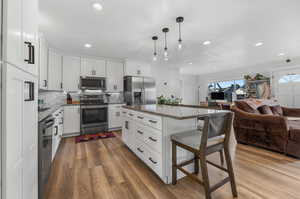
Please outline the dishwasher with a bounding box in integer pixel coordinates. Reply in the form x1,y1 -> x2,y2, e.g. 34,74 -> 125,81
38,115 -> 55,199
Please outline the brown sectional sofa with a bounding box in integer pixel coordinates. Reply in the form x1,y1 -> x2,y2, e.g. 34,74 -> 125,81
231,99 -> 300,158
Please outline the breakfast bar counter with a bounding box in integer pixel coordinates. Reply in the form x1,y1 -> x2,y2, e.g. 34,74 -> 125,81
122,104 -> 227,120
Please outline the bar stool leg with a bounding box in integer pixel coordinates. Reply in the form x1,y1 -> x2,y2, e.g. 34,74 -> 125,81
224,147 -> 238,197
200,156 -> 212,199
172,141 -> 177,185
219,149 -> 224,165
194,154 -> 199,174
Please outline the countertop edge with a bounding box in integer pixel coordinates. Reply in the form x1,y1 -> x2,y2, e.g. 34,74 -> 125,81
122,105 -> 202,120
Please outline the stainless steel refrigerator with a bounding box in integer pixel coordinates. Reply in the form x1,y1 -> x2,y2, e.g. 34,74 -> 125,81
124,76 -> 156,105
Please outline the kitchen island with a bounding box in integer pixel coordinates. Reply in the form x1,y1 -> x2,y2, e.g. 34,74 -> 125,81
121,104 -> 228,184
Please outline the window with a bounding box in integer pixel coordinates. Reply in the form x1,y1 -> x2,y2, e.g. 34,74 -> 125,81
208,79 -> 246,102
279,74 -> 300,83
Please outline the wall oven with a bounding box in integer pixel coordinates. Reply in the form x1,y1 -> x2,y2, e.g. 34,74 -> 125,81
80,94 -> 108,134
80,76 -> 106,90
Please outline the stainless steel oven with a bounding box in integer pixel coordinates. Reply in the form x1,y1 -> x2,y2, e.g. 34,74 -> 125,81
80,76 -> 106,90
80,94 -> 108,134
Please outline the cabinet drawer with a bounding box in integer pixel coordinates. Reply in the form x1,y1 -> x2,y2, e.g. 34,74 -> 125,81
135,112 -> 146,124
121,109 -> 128,117
127,110 -> 136,119
144,127 -> 162,153
135,140 -> 147,161
146,148 -> 163,177
145,115 -> 162,130
135,124 -> 145,141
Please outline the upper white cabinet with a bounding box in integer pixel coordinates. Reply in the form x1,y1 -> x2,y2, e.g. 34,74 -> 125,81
106,61 -> 124,92
4,0 -> 39,75
125,60 -> 151,77
81,58 -> 106,77
38,35 -> 48,89
48,49 -> 62,90
62,56 -> 81,92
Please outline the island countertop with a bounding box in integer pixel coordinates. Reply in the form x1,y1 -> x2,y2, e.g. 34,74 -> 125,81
122,104 -> 229,120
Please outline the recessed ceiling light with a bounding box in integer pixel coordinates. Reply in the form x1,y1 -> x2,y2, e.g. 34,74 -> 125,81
92,2 -> 103,11
203,41 -> 211,45
255,42 -> 263,47
189,62 -> 193,65
84,43 -> 92,48
278,52 -> 285,56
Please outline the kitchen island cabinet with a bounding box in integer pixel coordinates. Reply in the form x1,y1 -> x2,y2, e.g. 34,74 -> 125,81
122,105 -> 228,183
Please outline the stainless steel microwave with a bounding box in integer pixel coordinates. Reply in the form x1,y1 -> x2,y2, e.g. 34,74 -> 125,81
80,76 -> 106,90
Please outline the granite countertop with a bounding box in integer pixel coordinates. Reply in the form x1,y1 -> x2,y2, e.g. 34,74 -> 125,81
38,103 -> 63,122
122,104 -> 228,120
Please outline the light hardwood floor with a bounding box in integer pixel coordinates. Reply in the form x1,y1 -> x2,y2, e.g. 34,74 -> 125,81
45,132 -> 300,199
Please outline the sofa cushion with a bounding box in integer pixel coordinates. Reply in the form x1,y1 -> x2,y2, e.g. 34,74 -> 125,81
288,120 -> 300,142
270,105 -> 283,116
258,105 -> 273,115
235,101 -> 260,114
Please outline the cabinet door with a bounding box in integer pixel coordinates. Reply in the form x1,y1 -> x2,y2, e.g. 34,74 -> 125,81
62,56 -> 81,91
106,61 -> 124,92
22,0 -> 39,75
38,35 -> 48,89
81,58 -> 106,77
5,63 -> 38,199
48,50 -> 62,90
125,61 -> 151,77
4,0 -> 23,66
109,105 -> 122,129
63,106 -> 80,136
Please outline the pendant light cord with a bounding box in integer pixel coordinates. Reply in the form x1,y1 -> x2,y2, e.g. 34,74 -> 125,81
164,32 -> 167,50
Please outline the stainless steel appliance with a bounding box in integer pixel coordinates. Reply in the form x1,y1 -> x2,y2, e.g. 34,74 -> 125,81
124,76 -> 156,105
38,115 -> 55,199
80,94 -> 108,134
80,76 -> 106,90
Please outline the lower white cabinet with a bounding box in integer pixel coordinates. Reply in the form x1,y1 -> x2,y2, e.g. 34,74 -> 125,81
63,105 -> 80,136
52,108 -> 63,160
4,63 -> 38,199
108,104 -> 124,130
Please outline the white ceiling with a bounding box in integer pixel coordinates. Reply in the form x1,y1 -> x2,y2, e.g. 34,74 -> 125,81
39,0 -> 300,75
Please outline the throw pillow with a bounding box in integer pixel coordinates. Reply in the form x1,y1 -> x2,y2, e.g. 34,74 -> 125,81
258,105 -> 273,115
270,105 -> 283,116
235,101 -> 260,114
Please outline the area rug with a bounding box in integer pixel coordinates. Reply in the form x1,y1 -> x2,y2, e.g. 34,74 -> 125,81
75,132 -> 116,143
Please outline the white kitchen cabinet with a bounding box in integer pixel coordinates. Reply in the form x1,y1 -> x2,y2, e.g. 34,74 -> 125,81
108,104 -> 124,129
81,58 -> 106,77
63,105 -> 80,137
52,108 -> 63,160
62,56 -> 81,92
124,60 -> 151,77
48,49 -> 62,90
4,0 -> 39,75
38,34 -> 48,89
4,63 -> 38,199
106,61 -> 124,92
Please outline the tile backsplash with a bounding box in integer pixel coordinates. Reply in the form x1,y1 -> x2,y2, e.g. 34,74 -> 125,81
38,91 -> 66,108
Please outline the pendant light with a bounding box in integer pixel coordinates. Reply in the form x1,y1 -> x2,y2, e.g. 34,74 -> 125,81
152,36 -> 158,61
162,27 -> 169,61
176,16 -> 184,50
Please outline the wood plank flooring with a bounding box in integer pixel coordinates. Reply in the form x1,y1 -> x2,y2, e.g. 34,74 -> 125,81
45,132 -> 300,199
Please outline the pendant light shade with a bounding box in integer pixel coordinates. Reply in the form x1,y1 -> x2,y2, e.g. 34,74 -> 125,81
152,36 -> 158,61
176,16 -> 184,50
162,27 -> 169,61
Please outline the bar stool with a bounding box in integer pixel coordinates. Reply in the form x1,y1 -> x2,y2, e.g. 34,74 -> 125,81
171,112 -> 237,199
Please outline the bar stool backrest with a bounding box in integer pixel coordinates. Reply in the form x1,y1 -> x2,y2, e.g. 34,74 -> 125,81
199,112 -> 233,152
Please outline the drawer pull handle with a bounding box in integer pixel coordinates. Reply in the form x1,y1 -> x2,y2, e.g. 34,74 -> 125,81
149,157 -> 157,164
129,114 -> 134,116
149,137 -> 157,142
137,116 -> 144,119
149,120 -> 157,124
137,148 -> 144,153
137,130 -> 144,135
122,112 -> 127,114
